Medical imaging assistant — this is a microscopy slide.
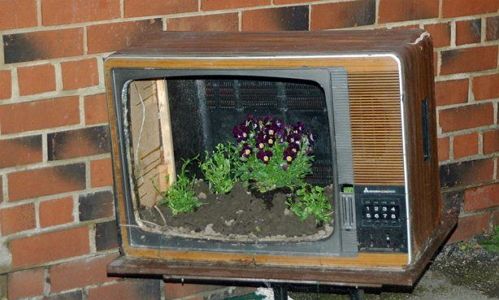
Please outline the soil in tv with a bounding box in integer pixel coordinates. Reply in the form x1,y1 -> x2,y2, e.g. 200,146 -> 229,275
138,181 -> 333,241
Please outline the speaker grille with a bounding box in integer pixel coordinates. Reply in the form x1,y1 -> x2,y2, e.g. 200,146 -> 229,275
348,71 -> 405,185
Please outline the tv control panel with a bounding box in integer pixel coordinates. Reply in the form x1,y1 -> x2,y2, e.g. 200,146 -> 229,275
354,186 -> 408,253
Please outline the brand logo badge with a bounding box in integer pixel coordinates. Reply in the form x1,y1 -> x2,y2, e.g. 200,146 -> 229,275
363,187 -> 396,194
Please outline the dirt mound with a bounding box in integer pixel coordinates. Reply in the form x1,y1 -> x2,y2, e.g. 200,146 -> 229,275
139,181 -> 334,242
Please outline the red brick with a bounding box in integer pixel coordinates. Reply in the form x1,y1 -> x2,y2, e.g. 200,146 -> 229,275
87,19 -> 163,54
167,13 -> 239,31
448,212 -> 491,243
17,64 -> 56,96
456,19 -> 482,45
442,0 -> 499,18
78,191 -> 114,221
87,279 -> 160,300
0,96 -> 79,134
48,126 -> 110,160
7,268 -> 45,299
453,132 -> 478,159
483,129 -> 499,154
379,0 -> 438,23
10,226 -> 90,268
486,16 -> 499,41
61,58 -> 99,90
42,0 -> 120,25
464,183 -> 499,211
440,158 -> 494,188
242,6 -> 309,31
0,0 -> 37,30
8,163 -> 85,201
3,28 -> 84,64
435,79 -> 469,106
311,0 -> 375,30
124,0 -> 197,18
0,203 -> 35,235
0,135 -> 43,168
165,283 -> 223,300
472,73 -> 499,101
441,46 -> 498,75
49,254 -> 117,292
91,158 -> 113,187
201,0 -> 269,10
439,103 -> 493,132
85,94 -> 109,125
0,70 -> 12,100
39,196 -> 74,228
438,137 -> 449,161
424,23 -> 451,48
95,221 -> 118,251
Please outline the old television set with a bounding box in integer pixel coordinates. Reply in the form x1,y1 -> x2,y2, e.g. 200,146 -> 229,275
105,30 -> 456,287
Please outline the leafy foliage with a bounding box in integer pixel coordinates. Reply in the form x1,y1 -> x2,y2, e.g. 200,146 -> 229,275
159,158 -> 201,215
233,115 -> 314,193
159,115 -> 334,226
237,141 -> 312,192
479,226 -> 499,253
200,143 -> 239,194
287,184 -> 333,225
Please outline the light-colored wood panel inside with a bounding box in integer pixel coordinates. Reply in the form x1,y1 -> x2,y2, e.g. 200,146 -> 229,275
128,80 -> 175,207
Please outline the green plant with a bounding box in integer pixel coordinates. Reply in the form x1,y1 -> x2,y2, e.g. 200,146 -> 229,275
233,115 -> 314,193
479,226 -> 499,253
287,184 -> 333,225
159,158 -> 201,215
237,142 -> 312,192
200,143 -> 239,194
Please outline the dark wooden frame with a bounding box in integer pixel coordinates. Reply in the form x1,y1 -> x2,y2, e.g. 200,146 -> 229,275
104,30 -> 457,287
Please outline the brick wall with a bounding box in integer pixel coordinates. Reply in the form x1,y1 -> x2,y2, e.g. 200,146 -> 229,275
0,0 -> 498,299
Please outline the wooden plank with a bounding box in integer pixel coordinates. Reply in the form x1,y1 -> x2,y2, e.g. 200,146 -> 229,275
123,247 -> 409,268
113,30 -> 425,58
156,79 -> 176,191
129,81 -> 162,207
105,56 -> 399,73
107,209 -> 457,287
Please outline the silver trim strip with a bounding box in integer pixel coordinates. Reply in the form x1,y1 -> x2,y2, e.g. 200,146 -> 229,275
111,52 -> 412,264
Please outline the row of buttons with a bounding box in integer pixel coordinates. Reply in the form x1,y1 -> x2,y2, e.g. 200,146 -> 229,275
363,205 -> 399,221
365,212 -> 399,220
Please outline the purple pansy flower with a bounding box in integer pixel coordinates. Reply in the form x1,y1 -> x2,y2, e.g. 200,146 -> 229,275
256,133 -> 267,149
232,124 -> 249,142
240,143 -> 252,158
287,133 -> 301,145
293,122 -> 305,134
266,136 -> 275,147
283,147 -> 297,163
257,150 -> 273,164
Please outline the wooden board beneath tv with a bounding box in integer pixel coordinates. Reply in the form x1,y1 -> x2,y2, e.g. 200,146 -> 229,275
108,207 -> 456,287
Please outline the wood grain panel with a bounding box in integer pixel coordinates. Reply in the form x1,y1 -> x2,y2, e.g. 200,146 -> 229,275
129,81 -> 163,207
348,71 -> 404,185
105,56 -> 399,73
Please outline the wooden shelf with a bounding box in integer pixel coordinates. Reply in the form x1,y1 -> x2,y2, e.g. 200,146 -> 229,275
107,209 -> 457,288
